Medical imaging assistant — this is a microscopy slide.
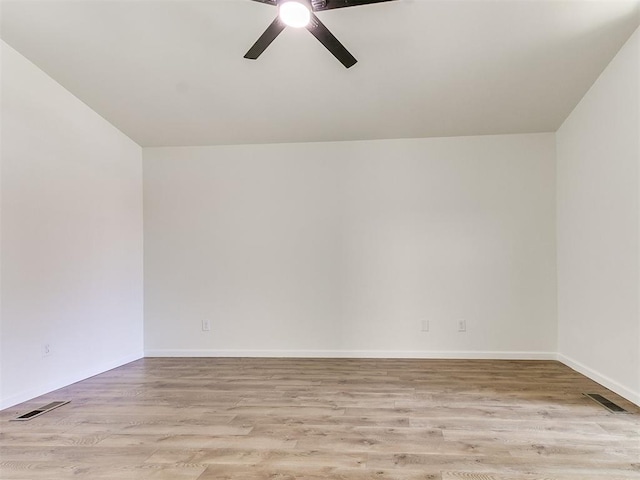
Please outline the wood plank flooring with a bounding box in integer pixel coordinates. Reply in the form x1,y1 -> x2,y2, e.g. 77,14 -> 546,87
1,358 -> 639,479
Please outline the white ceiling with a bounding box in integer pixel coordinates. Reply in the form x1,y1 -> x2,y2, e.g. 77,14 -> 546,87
1,0 -> 639,147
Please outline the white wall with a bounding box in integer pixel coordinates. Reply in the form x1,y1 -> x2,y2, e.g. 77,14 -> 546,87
556,27 -> 640,405
144,133 -> 557,358
0,41 -> 144,409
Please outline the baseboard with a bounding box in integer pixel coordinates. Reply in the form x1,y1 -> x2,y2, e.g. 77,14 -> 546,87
0,351 -> 144,411
557,353 -> 640,407
144,349 -> 557,360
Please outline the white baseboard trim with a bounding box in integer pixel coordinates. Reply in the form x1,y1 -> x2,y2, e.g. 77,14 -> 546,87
557,353 -> 640,407
0,351 -> 144,411
144,349 -> 557,360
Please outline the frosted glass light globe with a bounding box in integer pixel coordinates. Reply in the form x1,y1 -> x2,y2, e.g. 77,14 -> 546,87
279,1 -> 311,28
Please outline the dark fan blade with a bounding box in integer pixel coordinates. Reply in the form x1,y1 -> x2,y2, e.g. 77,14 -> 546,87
306,13 -> 357,68
315,0 -> 396,11
244,16 -> 286,59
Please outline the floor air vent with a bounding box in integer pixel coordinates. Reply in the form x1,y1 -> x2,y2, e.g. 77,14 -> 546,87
584,393 -> 628,413
10,401 -> 70,421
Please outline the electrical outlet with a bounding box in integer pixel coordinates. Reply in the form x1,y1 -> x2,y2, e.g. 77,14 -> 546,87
421,320 -> 429,332
458,320 -> 467,332
42,344 -> 52,357
202,320 -> 211,332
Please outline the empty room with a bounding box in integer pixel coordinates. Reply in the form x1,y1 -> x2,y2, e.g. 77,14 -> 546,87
1,0 -> 639,479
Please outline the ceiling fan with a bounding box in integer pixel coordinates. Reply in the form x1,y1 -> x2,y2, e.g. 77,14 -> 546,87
244,0 -> 396,68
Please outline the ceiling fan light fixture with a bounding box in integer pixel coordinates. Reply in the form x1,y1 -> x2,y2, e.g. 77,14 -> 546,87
279,1 -> 311,28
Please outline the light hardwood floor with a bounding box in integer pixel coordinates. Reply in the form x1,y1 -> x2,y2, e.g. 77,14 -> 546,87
1,358 -> 639,479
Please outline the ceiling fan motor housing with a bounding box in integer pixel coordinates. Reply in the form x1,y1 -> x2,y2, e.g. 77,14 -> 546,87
277,0 -> 313,7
